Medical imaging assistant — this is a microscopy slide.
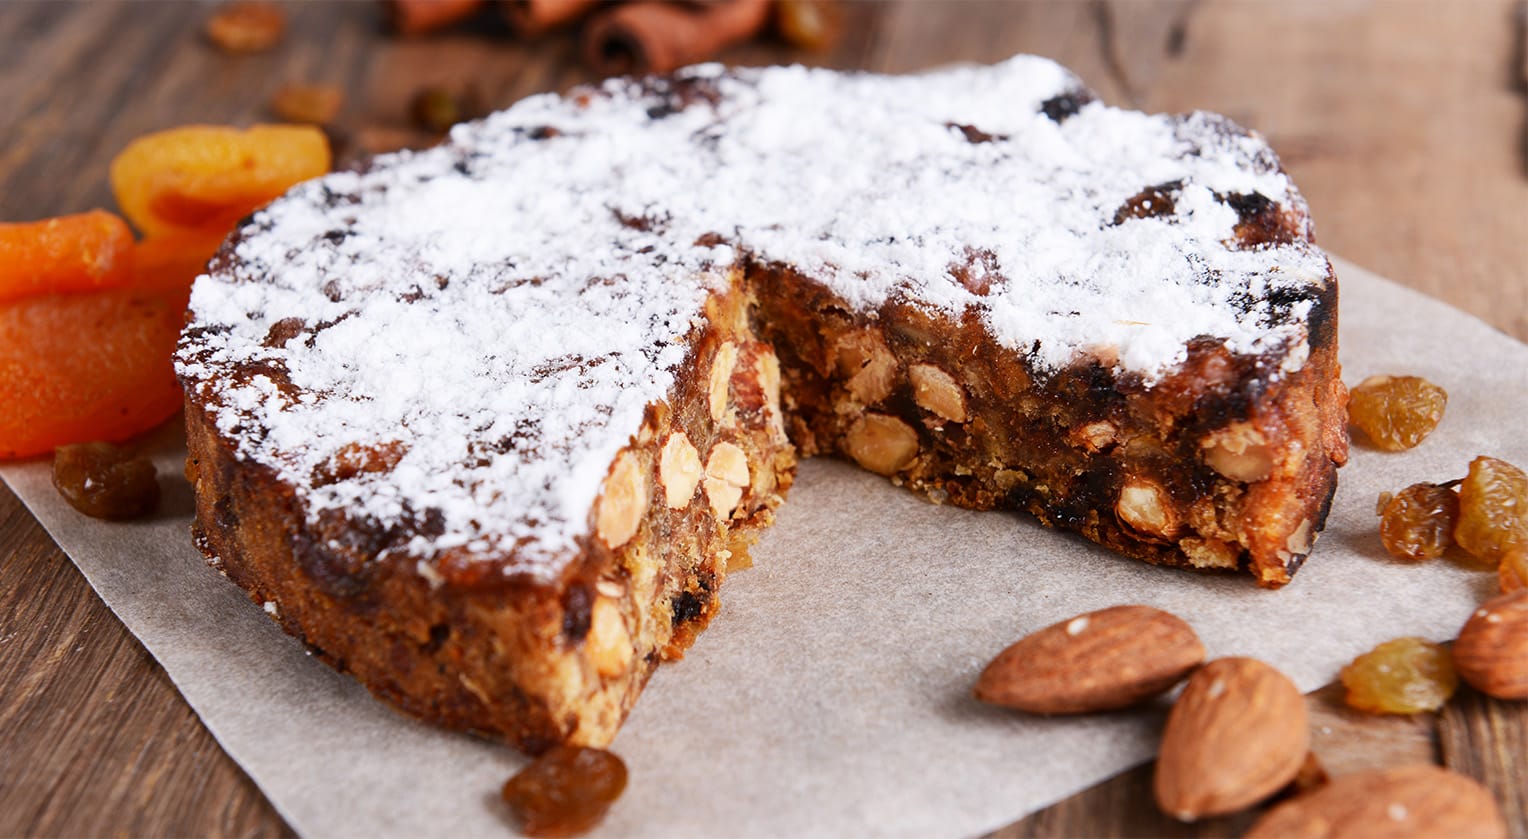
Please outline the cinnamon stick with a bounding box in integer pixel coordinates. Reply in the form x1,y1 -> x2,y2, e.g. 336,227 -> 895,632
582,0 -> 770,77
384,0 -> 486,36
499,0 -> 600,37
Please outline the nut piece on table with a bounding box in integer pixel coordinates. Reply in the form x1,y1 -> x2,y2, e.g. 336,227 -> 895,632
270,83 -> 345,125
843,413 -> 918,476
658,432 -> 702,509
204,1 -> 286,54
596,451 -> 647,549
586,596 -> 632,678
1452,589 -> 1528,699
1244,764 -> 1508,839
1201,421 -> 1274,483
703,441 -> 750,520
709,341 -> 738,424
1154,657 -> 1308,821
1116,477 -> 1179,541
974,604 -> 1204,714
909,363 -> 968,423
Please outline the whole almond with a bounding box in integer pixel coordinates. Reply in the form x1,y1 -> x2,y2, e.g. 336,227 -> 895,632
1245,764 -> 1507,838
974,605 -> 1204,714
1453,589 -> 1528,698
1154,657 -> 1308,821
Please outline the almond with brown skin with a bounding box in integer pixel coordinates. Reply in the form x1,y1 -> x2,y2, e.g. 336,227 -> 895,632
974,605 -> 1204,714
1154,657 -> 1308,821
1245,764 -> 1507,838
1453,589 -> 1528,699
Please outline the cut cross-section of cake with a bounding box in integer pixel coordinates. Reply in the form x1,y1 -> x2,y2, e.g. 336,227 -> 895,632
175,55 -> 1348,751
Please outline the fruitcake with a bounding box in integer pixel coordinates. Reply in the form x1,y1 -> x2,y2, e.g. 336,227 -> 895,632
175,56 -> 1348,751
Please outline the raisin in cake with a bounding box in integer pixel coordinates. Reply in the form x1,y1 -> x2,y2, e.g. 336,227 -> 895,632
175,56 -> 1348,751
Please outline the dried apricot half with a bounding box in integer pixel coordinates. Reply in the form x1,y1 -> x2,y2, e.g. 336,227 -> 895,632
0,210 -> 136,304
134,228 -> 229,294
110,124 -> 330,237
0,288 -> 186,459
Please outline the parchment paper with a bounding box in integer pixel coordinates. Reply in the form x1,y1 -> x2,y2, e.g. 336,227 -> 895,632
4,257 -> 1524,837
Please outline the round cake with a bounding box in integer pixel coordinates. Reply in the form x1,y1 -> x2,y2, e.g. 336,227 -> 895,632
175,55 -> 1347,750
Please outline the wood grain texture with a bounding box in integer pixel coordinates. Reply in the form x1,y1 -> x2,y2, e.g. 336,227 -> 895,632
0,482 -> 293,838
1,1 -> 1524,836
1440,686 -> 1528,839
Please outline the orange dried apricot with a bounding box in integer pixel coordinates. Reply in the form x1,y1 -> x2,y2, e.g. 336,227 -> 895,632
1339,637 -> 1457,714
0,210 -> 136,304
110,124 -> 330,237
1455,456 -> 1528,564
134,228 -> 230,294
1348,374 -> 1447,451
0,288 -> 186,459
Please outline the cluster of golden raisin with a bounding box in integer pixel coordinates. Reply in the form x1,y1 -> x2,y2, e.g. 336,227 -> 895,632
1339,375 -> 1526,714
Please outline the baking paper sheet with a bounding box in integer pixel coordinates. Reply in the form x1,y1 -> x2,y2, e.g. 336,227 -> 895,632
4,257 -> 1524,837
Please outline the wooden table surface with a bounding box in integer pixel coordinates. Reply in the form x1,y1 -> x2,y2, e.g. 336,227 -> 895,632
2,1 -> 1525,836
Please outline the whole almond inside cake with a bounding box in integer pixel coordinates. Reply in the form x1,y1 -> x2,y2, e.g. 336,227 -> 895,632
176,55 -> 1348,751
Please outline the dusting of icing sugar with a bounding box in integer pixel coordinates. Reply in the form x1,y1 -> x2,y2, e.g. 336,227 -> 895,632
175,55 -> 1332,580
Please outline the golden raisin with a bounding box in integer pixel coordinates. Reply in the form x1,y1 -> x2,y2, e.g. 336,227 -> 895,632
1455,456 -> 1528,564
775,0 -> 843,51
1500,548 -> 1528,593
410,88 -> 460,133
1377,482 -> 1459,561
269,83 -> 345,125
1348,374 -> 1447,451
501,746 -> 626,837
204,1 -> 286,54
409,85 -> 484,134
52,442 -> 160,520
1340,637 -> 1457,714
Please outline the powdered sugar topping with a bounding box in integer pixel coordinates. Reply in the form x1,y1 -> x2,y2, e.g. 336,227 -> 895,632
176,55 -> 1331,580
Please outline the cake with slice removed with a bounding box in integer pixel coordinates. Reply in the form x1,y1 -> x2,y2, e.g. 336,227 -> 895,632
175,55 -> 1348,751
